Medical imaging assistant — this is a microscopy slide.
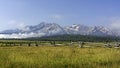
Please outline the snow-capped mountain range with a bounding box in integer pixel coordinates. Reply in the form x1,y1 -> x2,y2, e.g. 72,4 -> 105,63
0,22 -> 117,38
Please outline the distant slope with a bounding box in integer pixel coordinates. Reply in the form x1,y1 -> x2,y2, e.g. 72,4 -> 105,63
0,22 -> 117,38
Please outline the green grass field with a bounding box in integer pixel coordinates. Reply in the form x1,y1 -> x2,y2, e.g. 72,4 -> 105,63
0,42 -> 120,68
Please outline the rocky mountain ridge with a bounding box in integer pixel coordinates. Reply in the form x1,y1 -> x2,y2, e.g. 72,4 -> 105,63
0,22 -> 116,38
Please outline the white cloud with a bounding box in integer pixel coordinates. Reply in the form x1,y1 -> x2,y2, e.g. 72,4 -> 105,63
110,17 -> 120,29
109,17 -> 120,34
7,20 -> 26,29
8,20 -> 16,25
0,32 -> 46,38
51,14 -> 64,20
0,20 -> 47,38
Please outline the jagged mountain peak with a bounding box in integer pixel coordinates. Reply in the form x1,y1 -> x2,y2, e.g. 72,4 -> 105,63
0,22 -> 117,38
89,26 -> 114,36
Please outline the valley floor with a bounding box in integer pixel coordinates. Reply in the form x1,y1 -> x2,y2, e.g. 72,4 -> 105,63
0,45 -> 120,68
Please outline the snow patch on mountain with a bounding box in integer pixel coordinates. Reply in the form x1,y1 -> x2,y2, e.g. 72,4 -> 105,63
65,24 -> 92,35
0,22 -> 117,38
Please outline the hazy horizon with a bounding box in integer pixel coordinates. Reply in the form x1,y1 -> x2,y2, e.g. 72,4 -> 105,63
0,0 -> 120,31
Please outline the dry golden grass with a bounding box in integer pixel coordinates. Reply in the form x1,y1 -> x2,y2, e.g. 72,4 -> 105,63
0,44 -> 120,68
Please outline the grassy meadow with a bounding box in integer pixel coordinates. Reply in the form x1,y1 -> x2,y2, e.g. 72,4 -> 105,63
0,42 -> 120,68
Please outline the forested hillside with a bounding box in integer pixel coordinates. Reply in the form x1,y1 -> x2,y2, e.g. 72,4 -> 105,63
24,35 -> 120,42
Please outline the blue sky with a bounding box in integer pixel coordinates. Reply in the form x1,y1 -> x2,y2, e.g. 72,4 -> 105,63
0,0 -> 120,31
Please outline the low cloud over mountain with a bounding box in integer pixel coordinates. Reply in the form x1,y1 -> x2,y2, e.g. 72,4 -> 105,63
0,22 -> 117,38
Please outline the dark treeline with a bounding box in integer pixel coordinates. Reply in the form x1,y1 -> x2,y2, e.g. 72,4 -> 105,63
23,34 -> 120,42
0,35 -> 119,47
0,34 -> 120,42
